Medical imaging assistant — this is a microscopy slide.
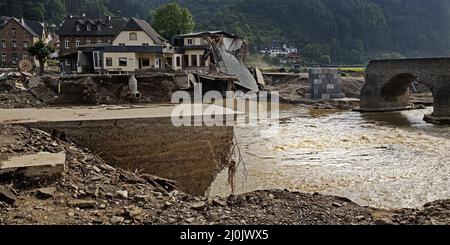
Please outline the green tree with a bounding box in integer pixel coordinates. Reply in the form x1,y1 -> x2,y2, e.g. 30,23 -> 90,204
27,3 -> 45,21
150,3 -> 195,40
27,41 -> 55,75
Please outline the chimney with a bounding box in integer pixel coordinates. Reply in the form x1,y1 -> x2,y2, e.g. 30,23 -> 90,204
106,15 -> 111,21
20,18 -> 24,25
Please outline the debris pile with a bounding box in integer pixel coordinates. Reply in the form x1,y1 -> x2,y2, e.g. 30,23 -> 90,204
0,72 -> 46,108
0,124 -> 376,225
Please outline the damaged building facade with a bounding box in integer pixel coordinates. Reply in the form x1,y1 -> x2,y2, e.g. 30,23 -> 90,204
58,15 -> 260,93
173,31 -> 259,93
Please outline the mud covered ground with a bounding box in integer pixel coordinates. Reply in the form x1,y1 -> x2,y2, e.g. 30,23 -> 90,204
0,74 -> 183,109
1,124 -> 450,225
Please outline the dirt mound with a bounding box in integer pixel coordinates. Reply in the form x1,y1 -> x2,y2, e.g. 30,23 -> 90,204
0,80 -> 46,109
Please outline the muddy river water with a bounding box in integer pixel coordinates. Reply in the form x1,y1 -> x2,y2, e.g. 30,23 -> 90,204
210,105 -> 450,209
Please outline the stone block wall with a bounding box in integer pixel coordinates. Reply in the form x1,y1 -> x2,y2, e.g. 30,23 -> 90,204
308,68 -> 345,99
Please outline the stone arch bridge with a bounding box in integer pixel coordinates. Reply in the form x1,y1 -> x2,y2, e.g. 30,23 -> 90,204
360,58 -> 450,123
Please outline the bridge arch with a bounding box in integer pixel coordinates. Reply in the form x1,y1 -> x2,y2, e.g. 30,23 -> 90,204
380,73 -> 417,103
360,58 -> 450,124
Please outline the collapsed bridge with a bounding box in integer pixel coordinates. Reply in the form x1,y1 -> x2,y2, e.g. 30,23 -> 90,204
360,58 -> 450,123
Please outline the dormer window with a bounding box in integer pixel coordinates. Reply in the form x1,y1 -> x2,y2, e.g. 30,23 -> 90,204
76,24 -> 80,31
87,24 -> 91,31
97,25 -> 102,31
129,32 -> 137,41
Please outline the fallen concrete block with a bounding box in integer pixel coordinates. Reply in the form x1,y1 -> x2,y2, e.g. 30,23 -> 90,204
0,152 -> 66,178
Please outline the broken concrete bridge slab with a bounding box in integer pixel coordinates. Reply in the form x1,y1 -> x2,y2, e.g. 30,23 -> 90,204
0,152 -> 66,178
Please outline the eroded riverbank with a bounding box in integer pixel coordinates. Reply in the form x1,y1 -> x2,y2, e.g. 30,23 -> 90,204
211,106 -> 450,210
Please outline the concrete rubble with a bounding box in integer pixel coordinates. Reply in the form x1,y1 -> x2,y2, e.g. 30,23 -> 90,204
0,152 -> 66,178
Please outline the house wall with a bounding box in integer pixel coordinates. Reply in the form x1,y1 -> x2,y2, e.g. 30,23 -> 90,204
113,31 -> 155,46
136,53 -> 158,69
60,35 -> 111,56
103,52 -> 163,72
103,52 -> 137,72
0,19 -> 37,68
184,37 -> 206,46
184,49 -> 208,67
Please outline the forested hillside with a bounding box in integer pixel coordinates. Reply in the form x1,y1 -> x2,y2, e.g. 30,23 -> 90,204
1,0 -> 450,64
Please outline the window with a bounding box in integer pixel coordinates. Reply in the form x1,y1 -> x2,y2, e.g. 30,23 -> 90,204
12,41 -> 16,48
97,25 -> 102,31
142,43 -> 149,46
176,56 -> 181,67
12,53 -> 17,63
87,24 -> 91,31
97,38 -> 103,44
118,43 -> 125,46
142,58 -> 150,67
76,24 -> 80,31
129,32 -> 137,40
86,39 -> 92,46
75,39 -> 81,47
22,54 -> 28,60
11,28 -> 16,36
191,55 -> 197,66
106,57 -> 112,66
187,39 -> 193,45
23,41 -> 28,48
1,41 -> 5,49
118,57 -> 127,67
65,40 -> 70,49
1,54 -> 6,62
